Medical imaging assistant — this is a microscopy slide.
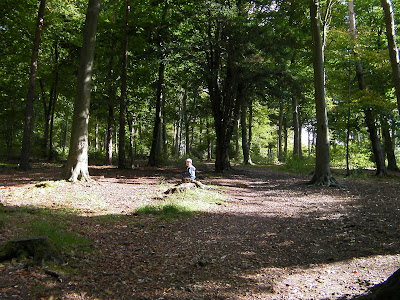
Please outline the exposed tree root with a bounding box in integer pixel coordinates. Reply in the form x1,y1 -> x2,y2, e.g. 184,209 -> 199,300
309,174 -> 341,187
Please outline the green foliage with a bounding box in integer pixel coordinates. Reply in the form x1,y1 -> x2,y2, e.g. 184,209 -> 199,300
1,0 -> 399,171
279,155 -> 315,174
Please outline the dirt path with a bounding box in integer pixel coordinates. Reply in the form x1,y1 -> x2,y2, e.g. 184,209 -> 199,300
0,163 -> 400,299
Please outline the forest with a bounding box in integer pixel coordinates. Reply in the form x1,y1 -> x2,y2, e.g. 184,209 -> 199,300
1,0 -> 400,299
1,0 -> 399,179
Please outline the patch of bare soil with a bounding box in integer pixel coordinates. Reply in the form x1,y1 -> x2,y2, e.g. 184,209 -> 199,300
0,163 -> 399,299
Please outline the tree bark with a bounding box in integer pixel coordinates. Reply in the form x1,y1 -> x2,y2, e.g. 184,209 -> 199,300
39,79 -> 50,155
148,0 -> 168,166
349,0 -> 387,176
20,0 -> 46,170
381,115 -> 398,171
239,83 -> 250,165
292,96 -> 300,157
63,0 -> 101,182
381,0 -> 400,118
309,0 -> 336,186
278,98 -> 284,162
182,87 -> 190,156
105,12 -> 116,165
118,0 -> 130,169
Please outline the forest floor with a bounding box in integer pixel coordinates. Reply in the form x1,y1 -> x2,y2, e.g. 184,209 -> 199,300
0,162 -> 400,300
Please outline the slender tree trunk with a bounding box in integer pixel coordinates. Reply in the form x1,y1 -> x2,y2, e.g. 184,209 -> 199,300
148,0 -> 168,166
292,96 -> 300,157
40,79 -> 50,155
349,0 -> 387,176
20,0 -> 46,170
63,115 -> 68,153
105,12 -> 115,165
206,120 -> 212,161
240,84 -> 250,165
278,98 -> 284,162
162,93 -> 168,157
381,115 -> 398,171
63,0 -> 101,182
95,123 -> 99,151
283,116 -> 288,158
381,0 -> 400,118
309,0 -> 336,186
105,106 -> 113,165
182,87 -> 190,156
248,98 -> 253,164
127,113 -> 135,168
118,0 -> 130,169
48,41 -> 59,161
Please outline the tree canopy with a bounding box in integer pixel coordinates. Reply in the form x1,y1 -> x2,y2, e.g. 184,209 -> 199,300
1,0 -> 400,180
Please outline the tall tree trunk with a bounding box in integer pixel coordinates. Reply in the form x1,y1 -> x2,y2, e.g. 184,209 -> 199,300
48,41 -> 59,161
349,0 -> 387,176
205,15 -> 241,172
105,12 -> 116,165
148,0 -> 168,166
381,115 -> 398,171
283,116 -> 288,158
62,115 -> 68,153
63,0 -> 101,182
105,105 -> 113,165
162,92 -> 168,157
20,0 -> 46,170
309,0 -> 336,186
278,98 -> 284,162
118,0 -> 130,169
39,79 -> 50,155
239,84 -> 250,165
207,119 -> 212,161
381,0 -> 400,118
292,96 -> 300,157
182,87 -> 190,156
127,112 -> 135,168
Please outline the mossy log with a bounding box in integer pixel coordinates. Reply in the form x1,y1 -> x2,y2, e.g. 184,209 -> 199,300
353,268 -> 400,300
0,235 -> 60,264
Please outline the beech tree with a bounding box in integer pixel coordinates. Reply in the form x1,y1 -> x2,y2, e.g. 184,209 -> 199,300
381,0 -> 400,118
309,0 -> 337,186
20,0 -> 46,170
63,0 -> 101,181
348,0 -> 387,176
148,0 -> 169,166
118,0 -> 130,169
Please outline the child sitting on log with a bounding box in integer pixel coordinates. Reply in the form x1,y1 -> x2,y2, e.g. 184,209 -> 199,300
182,158 -> 196,182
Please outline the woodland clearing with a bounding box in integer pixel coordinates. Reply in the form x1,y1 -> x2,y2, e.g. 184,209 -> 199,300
0,162 -> 399,299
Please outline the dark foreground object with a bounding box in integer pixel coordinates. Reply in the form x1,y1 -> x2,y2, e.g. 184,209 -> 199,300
353,267 -> 400,300
0,236 -> 60,264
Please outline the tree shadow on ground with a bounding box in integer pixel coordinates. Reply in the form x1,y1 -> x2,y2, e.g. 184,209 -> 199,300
1,164 -> 399,299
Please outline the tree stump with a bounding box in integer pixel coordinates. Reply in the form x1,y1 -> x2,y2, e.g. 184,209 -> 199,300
353,267 -> 400,299
164,180 -> 210,194
0,236 -> 60,265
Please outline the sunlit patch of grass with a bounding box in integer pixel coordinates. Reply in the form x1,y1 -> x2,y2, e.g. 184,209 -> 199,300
135,188 -> 226,219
